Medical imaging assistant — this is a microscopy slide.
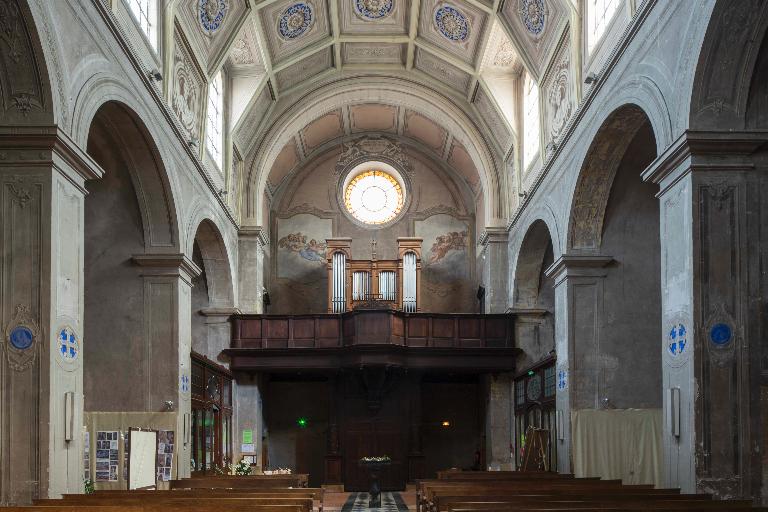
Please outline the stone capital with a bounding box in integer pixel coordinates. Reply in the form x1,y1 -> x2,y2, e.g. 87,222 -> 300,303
238,226 -> 269,247
544,254 -> 613,284
642,130 -> 768,195
478,227 -> 509,246
132,253 -> 202,286
0,125 -> 105,193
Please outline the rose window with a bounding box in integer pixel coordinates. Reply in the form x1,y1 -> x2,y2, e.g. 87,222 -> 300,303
344,170 -> 404,225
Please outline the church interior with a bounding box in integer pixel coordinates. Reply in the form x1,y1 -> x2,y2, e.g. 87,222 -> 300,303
1,0 -> 768,509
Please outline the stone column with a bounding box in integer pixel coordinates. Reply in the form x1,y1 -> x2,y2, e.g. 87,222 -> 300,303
233,372 -> 263,471
642,132 -> 766,498
238,227 -> 267,314
545,254 -> 612,474
131,254 -> 201,480
484,373 -> 513,469
0,127 -> 102,503
479,228 -> 509,313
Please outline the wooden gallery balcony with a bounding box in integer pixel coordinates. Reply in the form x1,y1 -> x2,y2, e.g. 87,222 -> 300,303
225,310 -> 519,372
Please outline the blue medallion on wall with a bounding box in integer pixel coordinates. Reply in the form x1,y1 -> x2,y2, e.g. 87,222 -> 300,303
355,0 -> 393,20
667,323 -> 687,357
278,3 -> 314,40
434,5 -> 469,42
709,322 -> 732,346
518,0 -> 546,36
58,327 -> 79,361
180,373 -> 190,393
557,369 -> 567,391
9,325 -> 34,350
199,0 -> 229,35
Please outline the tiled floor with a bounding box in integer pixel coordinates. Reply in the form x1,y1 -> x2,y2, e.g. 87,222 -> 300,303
324,491 -> 416,512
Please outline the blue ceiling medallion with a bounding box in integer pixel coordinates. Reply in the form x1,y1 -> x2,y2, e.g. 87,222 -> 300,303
278,3 -> 314,40
434,5 -> 469,42
9,325 -> 33,350
355,0 -> 394,20
518,0 -> 546,36
710,323 -> 732,346
199,0 -> 229,35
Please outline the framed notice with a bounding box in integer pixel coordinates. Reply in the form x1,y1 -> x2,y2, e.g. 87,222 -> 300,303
127,428 -> 158,490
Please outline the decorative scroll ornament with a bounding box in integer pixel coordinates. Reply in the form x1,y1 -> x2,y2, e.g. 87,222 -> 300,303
335,135 -> 413,176
355,0 -> 394,20
518,0 -> 547,36
434,5 -> 469,42
4,304 -> 39,372
278,3 -> 314,40
199,0 -> 229,35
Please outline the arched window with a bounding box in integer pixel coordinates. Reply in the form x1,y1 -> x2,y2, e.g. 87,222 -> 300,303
523,72 -> 540,170
587,0 -> 621,53
206,71 -> 225,171
127,0 -> 157,49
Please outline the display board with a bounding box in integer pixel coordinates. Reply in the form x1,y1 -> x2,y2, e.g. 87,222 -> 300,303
127,429 -> 158,490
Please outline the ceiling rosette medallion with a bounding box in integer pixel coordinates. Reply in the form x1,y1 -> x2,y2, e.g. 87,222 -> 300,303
434,4 -> 470,42
199,0 -> 229,35
278,2 -> 315,40
518,0 -> 547,36
355,0 -> 394,20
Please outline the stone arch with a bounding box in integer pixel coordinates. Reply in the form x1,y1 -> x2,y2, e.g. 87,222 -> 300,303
85,100 -> 179,251
567,104 -> 656,251
244,76 -> 504,228
512,220 -> 555,310
189,217 -> 235,309
689,0 -> 768,130
0,0 -> 55,125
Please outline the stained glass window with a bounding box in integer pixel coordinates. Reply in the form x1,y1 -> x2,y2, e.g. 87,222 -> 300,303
344,170 -> 404,225
587,0 -> 621,53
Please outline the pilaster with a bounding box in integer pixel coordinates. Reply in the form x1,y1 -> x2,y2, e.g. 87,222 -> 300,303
479,227 -> 509,313
132,253 -> 201,479
237,227 -> 268,314
642,130 -> 768,497
0,127 -> 103,503
544,254 -> 613,473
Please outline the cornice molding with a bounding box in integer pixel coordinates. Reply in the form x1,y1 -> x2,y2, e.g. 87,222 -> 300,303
544,254 -> 613,282
132,253 -> 203,285
238,226 -> 269,247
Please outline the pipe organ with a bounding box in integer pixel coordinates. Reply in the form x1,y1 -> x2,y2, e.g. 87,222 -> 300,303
326,237 -> 422,313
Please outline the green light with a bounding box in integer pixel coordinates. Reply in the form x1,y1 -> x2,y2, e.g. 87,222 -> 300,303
527,370 -> 535,376
296,417 -> 308,428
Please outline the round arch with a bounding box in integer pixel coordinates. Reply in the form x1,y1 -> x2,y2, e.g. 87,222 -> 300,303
244,76 -> 504,228
84,98 -> 180,251
189,217 -> 235,309
566,104 -> 657,251
512,219 -> 555,309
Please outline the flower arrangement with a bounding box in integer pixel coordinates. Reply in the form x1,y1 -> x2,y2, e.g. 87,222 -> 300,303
84,478 -> 95,495
234,458 -> 252,476
360,455 -> 391,463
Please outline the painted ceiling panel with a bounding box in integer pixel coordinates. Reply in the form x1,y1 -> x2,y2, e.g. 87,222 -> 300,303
448,140 -> 481,192
350,104 -> 398,132
259,0 -> 332,66
268,139 -> 301,187
404,111 -> 448,152
339,0 -> 409,35
342,42 -> 405,66
499,0 -> 570,78
417,0 -> 490,67
274,47 -> 333,90
177,0 -> 250,72
300,109 -> 344,151
413,47 -> 473,94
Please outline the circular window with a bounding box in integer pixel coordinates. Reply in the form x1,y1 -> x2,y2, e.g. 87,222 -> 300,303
343,163 -> 405,226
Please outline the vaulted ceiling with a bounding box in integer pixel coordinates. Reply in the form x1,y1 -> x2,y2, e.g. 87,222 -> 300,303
173,0 -> 576,226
